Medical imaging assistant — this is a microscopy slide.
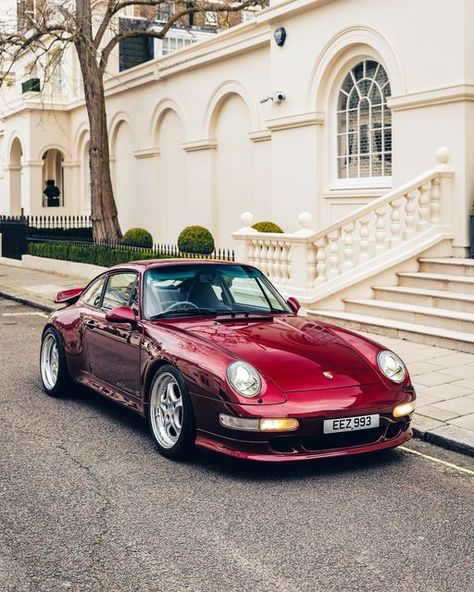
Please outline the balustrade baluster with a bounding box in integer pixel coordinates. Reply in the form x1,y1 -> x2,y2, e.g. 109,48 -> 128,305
403,190 -> 417,240
430,178 -> 441,223
358,216 -> 370,263
342,223 -> 355,272
417,183 -> 431,232
390,199 -> 403,247
314,237 -> 327,284
375,209 -> 387,254
327,230 -> 341,279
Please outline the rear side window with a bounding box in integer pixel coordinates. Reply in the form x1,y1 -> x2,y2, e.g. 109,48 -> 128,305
81,276 -> 106,308
102,273 -> 138,311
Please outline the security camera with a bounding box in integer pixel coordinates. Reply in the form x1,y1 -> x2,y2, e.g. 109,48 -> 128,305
260,91 -> 286,104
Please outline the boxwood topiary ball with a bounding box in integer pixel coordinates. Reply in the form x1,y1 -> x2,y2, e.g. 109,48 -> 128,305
178,226 -> 215,255
252,221 -> 284,233
122,228 -> 153,248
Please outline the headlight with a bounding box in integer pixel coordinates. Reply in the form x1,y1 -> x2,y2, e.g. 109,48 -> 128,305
377,350 -> 406,383
227,361 -> 262,398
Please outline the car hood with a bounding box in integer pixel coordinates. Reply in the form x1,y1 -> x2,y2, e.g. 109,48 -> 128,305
172,315 -> 380,392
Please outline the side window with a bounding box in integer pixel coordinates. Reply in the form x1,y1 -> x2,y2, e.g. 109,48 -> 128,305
81,276 -> 106,308
102,273 -> 138,311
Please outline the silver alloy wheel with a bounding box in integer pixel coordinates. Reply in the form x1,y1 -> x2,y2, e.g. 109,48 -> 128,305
41,333 -> 59,390
150,372 -> 184,449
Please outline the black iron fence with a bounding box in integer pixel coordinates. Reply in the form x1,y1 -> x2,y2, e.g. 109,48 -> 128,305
0,214 -> 93,242
0,215 -> 234,263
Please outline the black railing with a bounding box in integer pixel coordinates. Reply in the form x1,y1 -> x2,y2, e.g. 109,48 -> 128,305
0,215 -> 234,263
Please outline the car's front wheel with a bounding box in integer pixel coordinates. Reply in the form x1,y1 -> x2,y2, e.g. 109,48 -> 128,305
148,365 -> 196,460
40,326 -> 72,397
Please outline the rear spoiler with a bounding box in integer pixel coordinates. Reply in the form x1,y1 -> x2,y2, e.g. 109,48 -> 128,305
54,288 -> 84,305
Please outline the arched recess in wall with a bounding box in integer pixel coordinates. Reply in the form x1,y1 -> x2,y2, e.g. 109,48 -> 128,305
41,148 -> 65,207
209,92 -> 255,247
109,116 -> 136,233
80,132 -> 91,215
73,125 -> 91,215
9,137 -> 23,215
307,26 -> 404,221
154,108 -> 187,244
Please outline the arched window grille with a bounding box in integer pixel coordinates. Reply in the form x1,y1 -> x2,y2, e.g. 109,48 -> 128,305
337,60 -> 392,179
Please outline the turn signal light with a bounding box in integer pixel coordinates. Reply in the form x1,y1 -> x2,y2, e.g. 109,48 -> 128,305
393,401 -> 416,418
259,418 -> 299,432
219,414 -> 299,432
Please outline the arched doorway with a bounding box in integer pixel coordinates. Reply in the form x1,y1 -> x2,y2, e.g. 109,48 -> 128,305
9,138 -> 23,215
41,149 -> 65,207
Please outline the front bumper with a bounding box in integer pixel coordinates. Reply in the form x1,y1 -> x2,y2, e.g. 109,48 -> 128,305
192,382 -> 415,461
195,414 -> 412,462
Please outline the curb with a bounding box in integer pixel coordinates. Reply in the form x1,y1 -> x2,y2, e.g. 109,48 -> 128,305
412,426 -> 474,457
0,290 -> 54,313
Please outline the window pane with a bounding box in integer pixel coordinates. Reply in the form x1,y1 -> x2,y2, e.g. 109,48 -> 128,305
337,157 -> 348,178
337,110 -> 347,133
81,276 -> 106,308
102,273 -> 138,311
348,110 -> 358,133
338,91 -> 348,111
336,61 -> 391,179
337,134 -> 347,156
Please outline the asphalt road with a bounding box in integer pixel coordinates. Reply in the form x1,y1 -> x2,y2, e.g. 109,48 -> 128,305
1,298 -> 473,592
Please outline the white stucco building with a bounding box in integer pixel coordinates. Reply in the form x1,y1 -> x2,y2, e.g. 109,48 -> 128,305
2,0 -> 474,349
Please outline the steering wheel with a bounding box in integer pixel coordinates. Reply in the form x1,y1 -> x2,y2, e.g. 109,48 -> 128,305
163,301 -> 200,313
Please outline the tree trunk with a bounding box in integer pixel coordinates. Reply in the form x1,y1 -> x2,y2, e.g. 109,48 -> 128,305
75,41 -> 122,242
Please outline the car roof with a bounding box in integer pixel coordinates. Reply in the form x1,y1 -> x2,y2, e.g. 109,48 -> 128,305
109,258 -> 241,273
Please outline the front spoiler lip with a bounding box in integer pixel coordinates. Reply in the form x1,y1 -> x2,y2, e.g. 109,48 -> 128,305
195,425 -> 412,462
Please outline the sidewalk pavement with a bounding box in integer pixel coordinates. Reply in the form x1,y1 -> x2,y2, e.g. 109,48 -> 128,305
1,262 -> 473,457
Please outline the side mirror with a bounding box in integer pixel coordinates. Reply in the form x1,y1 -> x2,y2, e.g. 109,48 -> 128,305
287,297 -> 301,315
54,287 -> 83,305
105,305 -> 137,325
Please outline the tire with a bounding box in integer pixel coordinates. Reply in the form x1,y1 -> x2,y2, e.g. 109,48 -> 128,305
40,326 -> 72,397
147,365 -> 196,460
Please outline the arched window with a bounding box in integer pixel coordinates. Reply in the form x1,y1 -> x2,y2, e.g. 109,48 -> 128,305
337,60 -> 391,180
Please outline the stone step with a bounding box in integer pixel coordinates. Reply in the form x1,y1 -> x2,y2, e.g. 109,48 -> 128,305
418,257 -> 474,277
307,309 -> 474,353
372,285 -> 474,313
342,299 -> 474,333
397,272 -> 474,294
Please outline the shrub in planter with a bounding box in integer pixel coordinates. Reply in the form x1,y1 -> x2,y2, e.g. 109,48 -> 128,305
178,225 -> 215,255
123,227 -> 153,248
252,221 -> 284,233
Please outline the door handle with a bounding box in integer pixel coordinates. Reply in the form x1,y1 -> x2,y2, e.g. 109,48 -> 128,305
83,320 -> 97,329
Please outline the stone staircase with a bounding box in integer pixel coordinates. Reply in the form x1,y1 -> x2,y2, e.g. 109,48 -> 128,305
308,257 -> 474,353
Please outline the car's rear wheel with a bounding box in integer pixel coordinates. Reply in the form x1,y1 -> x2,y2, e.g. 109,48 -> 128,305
148,365 -> 196,460
40,327 -> 71,397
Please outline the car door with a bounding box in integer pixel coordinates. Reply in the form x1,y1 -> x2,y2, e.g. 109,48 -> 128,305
83,271 -> 142,399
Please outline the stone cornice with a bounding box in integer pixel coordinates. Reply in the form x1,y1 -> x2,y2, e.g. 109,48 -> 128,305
133,147 -> 160,159
388,84 -> 474,112
265,111 -> 324,132
248,130 -> 272,143
182,139 -> 217,152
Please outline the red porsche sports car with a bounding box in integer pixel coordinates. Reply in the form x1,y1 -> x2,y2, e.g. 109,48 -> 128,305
40,260 -> 415,462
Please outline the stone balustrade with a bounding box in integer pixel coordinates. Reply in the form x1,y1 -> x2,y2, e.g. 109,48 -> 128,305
232,148 -> 454,301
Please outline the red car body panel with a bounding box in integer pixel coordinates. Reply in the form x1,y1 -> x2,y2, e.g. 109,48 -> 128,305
45,260 -> 415,461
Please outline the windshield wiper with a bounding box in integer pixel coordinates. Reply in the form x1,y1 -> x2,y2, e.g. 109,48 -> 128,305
150,308 -> 218,320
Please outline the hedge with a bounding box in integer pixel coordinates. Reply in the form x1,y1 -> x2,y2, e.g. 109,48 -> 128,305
27,241 -> 166,267
252,221 -> 284,233
178,226 -> 215,255
123,227 -> 153,248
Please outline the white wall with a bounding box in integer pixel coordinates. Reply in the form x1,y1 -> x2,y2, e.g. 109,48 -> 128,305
0,0 -> 472,247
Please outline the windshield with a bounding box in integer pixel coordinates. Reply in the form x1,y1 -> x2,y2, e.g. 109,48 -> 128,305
143,264 -> 291,319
